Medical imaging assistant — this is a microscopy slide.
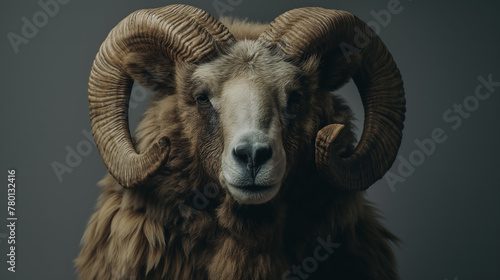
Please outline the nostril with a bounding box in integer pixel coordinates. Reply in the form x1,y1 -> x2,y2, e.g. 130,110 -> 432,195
233,142 -> 273,179
233,143 -> 273,165
233,144 -> 252,164
253,144 -> 273,167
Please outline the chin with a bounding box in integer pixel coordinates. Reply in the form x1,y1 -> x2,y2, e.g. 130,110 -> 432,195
226,183 -> 281,205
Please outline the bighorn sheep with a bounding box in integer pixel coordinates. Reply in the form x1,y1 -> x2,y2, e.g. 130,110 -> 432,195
76,4 -> 405,280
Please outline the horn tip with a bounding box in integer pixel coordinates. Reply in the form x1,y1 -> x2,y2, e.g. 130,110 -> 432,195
317,124 -> 345,142
158,136 -> 171,149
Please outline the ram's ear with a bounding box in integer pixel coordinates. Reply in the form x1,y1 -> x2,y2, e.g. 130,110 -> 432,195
124,52 -> 175,93
319,48 -> 362,92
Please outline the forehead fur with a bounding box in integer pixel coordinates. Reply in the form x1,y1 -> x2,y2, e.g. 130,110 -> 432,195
193,40 -> 301,91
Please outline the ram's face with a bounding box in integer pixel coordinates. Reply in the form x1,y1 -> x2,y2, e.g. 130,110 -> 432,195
190,41 -> 308,204
88,5 -> 405,195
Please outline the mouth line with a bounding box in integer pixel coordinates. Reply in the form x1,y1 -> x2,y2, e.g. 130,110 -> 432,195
231,184 -> 274,193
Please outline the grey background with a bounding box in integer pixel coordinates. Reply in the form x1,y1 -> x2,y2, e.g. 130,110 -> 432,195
1,0 -> 499,279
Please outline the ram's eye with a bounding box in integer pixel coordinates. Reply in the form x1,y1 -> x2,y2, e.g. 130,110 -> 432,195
197,95 -> 210,105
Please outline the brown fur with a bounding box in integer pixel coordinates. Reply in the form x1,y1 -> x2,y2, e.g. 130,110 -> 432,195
76,19 -> 399,280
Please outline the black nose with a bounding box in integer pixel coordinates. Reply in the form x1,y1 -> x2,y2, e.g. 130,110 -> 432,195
233,143 -> 273,178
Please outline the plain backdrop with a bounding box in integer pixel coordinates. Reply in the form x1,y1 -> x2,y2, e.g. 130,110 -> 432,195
1,0 -> 499,279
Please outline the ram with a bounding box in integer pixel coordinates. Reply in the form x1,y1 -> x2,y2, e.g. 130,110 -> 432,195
76,4 -> 405,280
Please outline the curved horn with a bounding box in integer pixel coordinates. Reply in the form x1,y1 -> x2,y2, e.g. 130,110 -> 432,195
89,5 -> 235,188
259,8 -> 405,191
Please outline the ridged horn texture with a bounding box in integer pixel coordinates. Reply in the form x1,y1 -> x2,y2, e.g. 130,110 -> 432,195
259,7 -> 405,191
89,4 -> 235,188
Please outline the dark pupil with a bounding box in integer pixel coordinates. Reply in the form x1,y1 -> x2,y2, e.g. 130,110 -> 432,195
198,95 -> 208,104
289,92 -> 301,104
